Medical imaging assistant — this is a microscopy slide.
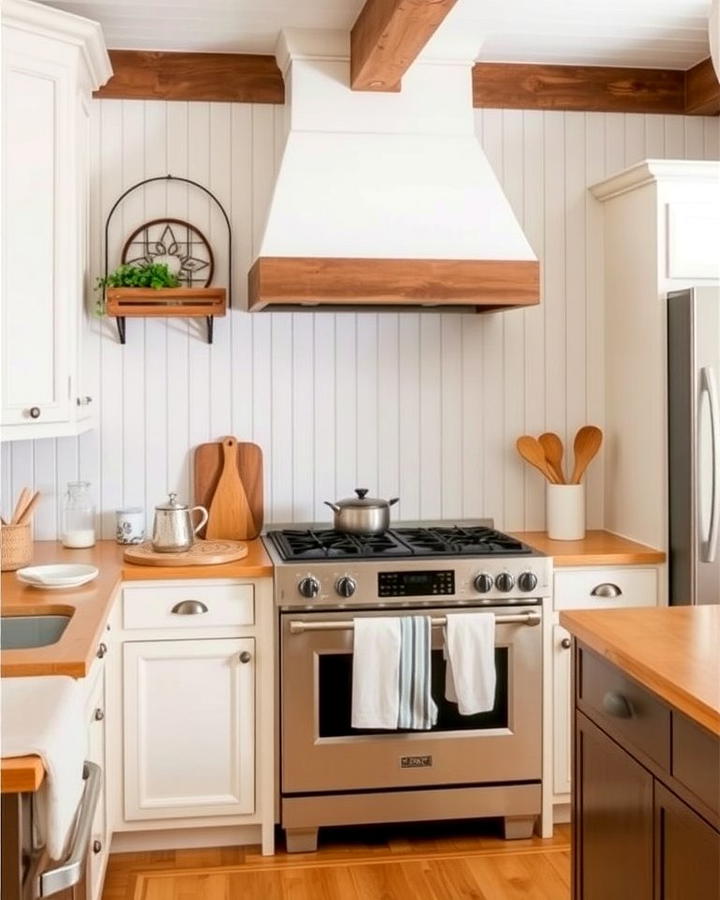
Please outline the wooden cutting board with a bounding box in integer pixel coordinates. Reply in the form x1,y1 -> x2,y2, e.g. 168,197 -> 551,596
124,539 -> 248,567
194,437 -> 263,540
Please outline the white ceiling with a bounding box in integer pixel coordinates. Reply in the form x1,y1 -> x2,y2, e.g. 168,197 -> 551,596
40,0 -> 712,70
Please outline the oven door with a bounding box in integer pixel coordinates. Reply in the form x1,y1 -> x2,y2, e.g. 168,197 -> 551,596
281,605 -> 542,794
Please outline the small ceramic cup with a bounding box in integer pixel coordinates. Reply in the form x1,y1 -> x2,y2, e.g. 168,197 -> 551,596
115,507 -> 145,545
546,484 -> 585,541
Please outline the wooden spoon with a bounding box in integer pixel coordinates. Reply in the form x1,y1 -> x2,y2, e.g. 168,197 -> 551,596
10,487 -> 32,524
17,491 -> 41,525
570,425 -> 603,484
516,435 -> 559,484
206,436 -> 256,540
539,432 -> 565,484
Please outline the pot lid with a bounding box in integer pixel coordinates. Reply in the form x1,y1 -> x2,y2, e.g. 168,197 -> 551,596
155,492 -> 188,511
336,489 -> 390,509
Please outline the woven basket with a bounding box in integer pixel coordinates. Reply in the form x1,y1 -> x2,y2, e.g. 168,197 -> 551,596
1,522 -> 32,571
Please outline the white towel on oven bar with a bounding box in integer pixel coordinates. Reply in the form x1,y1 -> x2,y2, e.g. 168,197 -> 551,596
351,617 -> 401,729
1,675 -> 86,860
444,612 -> 497,715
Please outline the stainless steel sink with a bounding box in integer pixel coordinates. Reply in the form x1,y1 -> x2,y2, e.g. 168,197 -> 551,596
0,615 -> 71,650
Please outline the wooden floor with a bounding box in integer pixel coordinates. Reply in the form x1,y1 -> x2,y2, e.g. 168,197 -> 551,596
102,821 -> 571,900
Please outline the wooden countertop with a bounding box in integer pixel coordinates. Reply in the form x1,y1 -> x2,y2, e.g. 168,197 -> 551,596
560,605 -> 720,736
1,538 -> 273,792
1,539 -> 273,678
512,530 -> 665,567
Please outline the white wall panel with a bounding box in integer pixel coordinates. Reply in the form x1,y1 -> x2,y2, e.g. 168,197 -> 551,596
3,101 -> 718,538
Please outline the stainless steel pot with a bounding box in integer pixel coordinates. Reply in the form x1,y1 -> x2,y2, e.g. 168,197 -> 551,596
324,489 -> 399,535
152,492 -> 208,553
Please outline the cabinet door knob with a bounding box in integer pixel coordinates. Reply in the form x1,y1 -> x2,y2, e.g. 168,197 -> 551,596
93,840 -> 102,854
239,651 -> 252,664
590,583 -> 622,598
560,637 -> 572,649
94,707 -> 104,721
602,690 -> 633,719
29,406 -> 41,419
171,600 -> 208,615
96,642 -> 108,659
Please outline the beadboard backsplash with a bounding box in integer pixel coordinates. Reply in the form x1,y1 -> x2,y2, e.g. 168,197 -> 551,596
2,102 -> 718,539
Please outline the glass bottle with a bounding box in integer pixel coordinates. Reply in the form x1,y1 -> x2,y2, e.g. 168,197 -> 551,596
62,481 -> 96,548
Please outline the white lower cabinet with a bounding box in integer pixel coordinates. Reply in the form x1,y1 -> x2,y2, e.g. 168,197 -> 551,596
549,564 -> 662,816
552,624 -> 572,797
123,637 -> 255,821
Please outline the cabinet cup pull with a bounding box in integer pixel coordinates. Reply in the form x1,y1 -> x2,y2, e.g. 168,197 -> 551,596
96,642 -> 108,659
602,690 -> 633,719
94,708 -> 104,721
93,840 -> 102,854
239,651 -> 252,664
29,406 -> 41,419
76,396 -> 93,406
560,637 -> 572,649
590,583 -> 622,598
171,600 -> 208,615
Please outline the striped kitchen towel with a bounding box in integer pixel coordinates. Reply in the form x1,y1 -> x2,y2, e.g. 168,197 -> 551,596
398,616 -> 438,730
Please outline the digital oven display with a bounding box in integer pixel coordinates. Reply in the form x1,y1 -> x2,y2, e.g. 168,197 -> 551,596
378,570 -> 455,597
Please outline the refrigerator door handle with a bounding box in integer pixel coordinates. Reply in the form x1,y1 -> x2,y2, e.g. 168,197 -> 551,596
699,366 -> 720,564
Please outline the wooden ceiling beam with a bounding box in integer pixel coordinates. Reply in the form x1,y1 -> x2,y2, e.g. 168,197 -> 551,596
94,50 -> 284,103
350,0 -> 458,92
472,60 -> 720,116
685,58 -> 720,115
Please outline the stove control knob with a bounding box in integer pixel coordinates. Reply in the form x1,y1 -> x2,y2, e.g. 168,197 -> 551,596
473,573 -> 494,594
518,571 -> 538,592
298,576 -> 321,599
495,572 -> 515,593
336,576 -> 357,598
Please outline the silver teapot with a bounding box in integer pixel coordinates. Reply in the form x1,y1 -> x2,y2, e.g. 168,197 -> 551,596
151,493 -> 208,553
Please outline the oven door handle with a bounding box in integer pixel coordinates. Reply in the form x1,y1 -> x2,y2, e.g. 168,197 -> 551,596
288,610 -> 541,634
36,762 -> 101,897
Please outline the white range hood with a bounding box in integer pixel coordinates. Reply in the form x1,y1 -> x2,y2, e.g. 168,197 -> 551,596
248,28 -> 539,312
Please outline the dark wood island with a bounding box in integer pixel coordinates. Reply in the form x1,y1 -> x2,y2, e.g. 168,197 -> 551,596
560,605 -> 720,900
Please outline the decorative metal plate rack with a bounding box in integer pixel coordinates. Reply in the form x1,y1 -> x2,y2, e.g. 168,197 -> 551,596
102,175 -> 232,344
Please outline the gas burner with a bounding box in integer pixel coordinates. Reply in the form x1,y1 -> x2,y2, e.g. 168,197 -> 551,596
267,529 -> 413,561
394,526 -> 531,557
266,525 -> 532,562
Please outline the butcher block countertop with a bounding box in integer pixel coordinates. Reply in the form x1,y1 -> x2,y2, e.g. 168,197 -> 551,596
1,539 -> 273,679
512,529 -> 665,567
1,538 -> 273,793
560,605 -> 720,736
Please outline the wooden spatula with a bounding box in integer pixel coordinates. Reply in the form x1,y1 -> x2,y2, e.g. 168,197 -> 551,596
206,437 -> 256,540
539,432 -> 565,484
570,425 -> 603,484
516,435 -> 560,484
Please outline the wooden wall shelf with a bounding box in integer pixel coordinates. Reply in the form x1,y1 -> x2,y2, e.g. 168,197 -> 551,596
106,287 -> 226,343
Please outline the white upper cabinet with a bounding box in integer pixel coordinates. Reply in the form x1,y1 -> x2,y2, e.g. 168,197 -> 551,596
1,0 -> 111,440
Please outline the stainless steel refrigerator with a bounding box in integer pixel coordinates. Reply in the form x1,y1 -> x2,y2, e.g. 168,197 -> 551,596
668,287 -> 720,605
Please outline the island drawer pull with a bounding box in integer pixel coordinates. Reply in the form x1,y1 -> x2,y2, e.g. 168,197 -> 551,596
171,600 -> 208,615
602,690 -> 633,719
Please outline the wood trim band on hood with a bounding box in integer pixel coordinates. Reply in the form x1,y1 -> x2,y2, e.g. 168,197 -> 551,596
248,257 -> 540,311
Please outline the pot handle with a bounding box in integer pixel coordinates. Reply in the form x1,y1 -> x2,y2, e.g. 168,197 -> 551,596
388,497 -> 400,506
191,505 -> 209,535
324,500 -> 341,513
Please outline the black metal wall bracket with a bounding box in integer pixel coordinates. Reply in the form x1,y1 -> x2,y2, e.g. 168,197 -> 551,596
103,175 -> 232,345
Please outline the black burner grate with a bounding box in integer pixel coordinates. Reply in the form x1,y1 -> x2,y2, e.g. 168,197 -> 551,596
267,525 -> 532,561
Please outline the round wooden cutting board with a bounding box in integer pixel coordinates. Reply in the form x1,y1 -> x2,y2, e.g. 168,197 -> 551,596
123,539 -> 248,567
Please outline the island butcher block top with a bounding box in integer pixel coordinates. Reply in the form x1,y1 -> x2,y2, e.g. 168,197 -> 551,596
560,604 -> 720,736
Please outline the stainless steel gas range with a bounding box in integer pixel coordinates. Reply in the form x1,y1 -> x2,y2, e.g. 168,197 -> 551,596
264,521 -> 551,853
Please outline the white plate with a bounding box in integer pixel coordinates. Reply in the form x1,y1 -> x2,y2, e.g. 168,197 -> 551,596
16,564 -> 99,588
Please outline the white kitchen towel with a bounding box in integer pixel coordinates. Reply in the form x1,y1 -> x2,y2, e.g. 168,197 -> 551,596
444,613 -> 497,715
1,675 -> 86,860
351,617 -> 401,729
398,616 -> 438,730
